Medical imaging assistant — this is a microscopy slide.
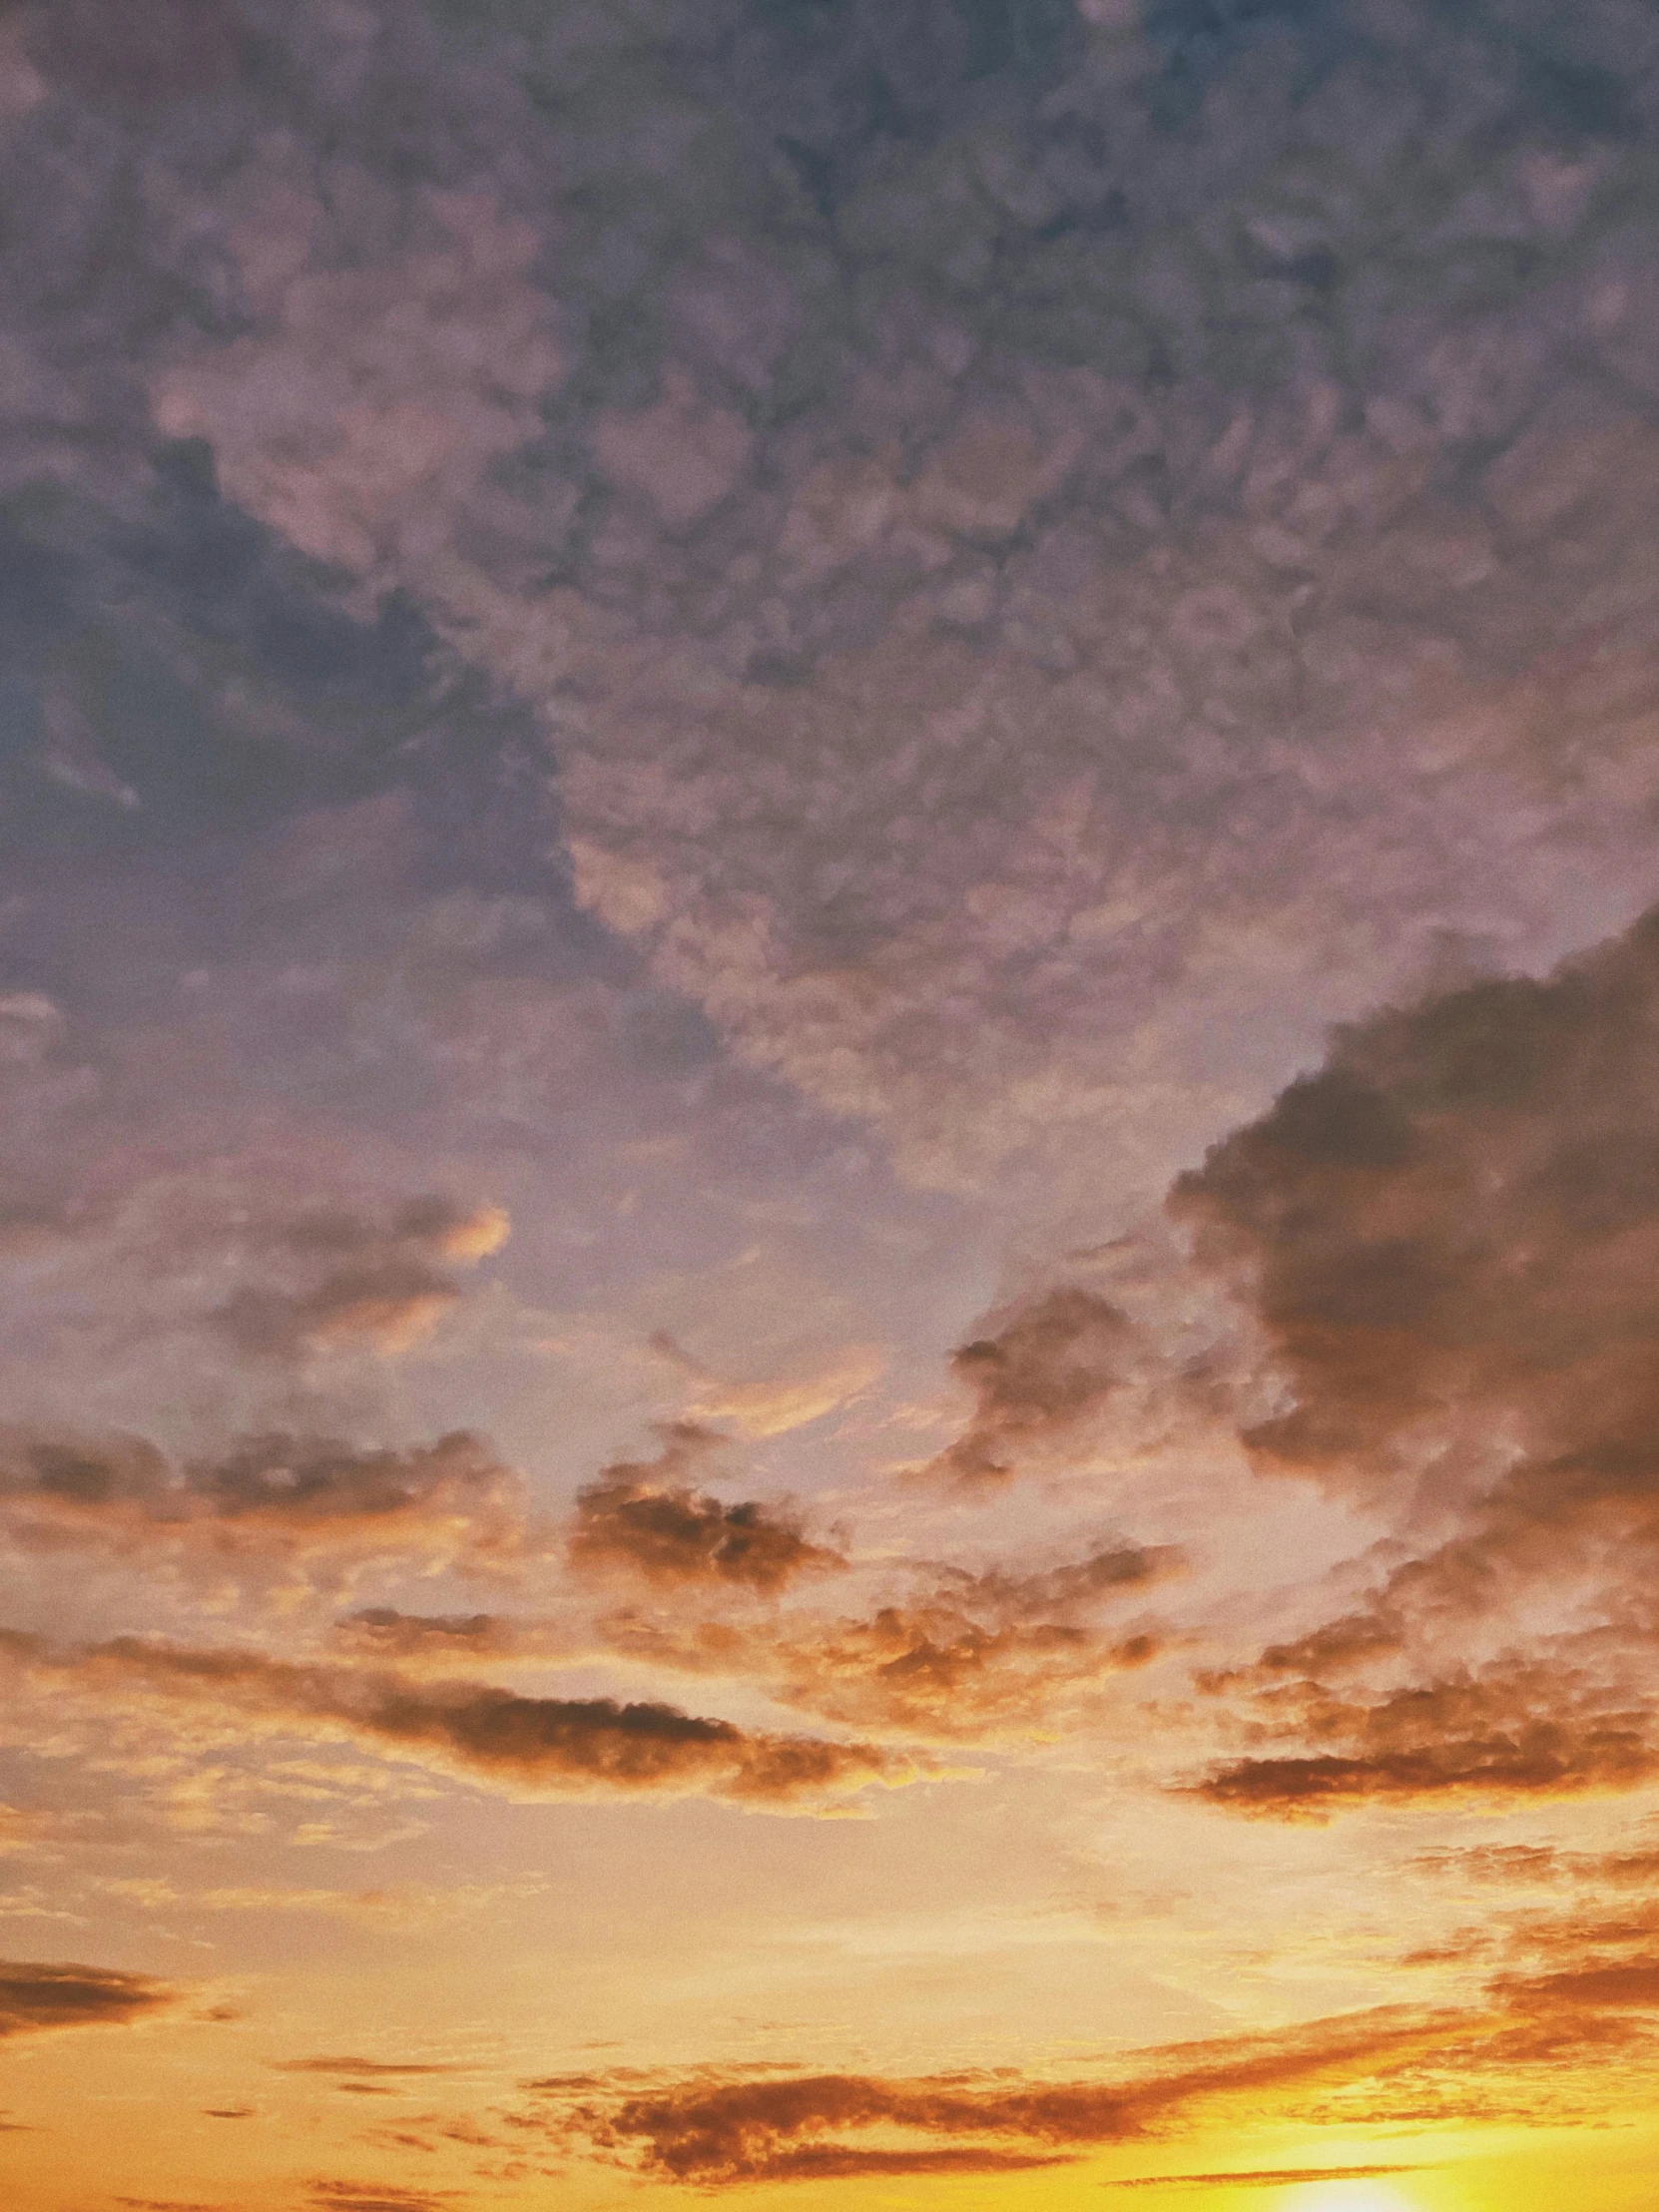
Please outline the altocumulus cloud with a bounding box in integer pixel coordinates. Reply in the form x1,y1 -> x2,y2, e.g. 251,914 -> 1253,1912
9,0 -> 1634,1207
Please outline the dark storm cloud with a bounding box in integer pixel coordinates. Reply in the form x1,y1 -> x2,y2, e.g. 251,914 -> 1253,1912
569,1424 -> 845,1591
3,1631 -> 913,1812
0,1426 -> 528,1571
0,1958 -> 178,2040
925,1288 -> 1139,1483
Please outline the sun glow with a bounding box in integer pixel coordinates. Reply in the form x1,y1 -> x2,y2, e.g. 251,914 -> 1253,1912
1283,2186 -> 1424,2212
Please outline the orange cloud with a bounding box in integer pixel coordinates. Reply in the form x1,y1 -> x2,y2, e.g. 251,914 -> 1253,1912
525,1952 -> 1659,2185
1193,1665 -> 1658,1817
0,1958 -> 179,2041
569,1424 -> 845,1592
599,1538 -> 1175,1740
522,2006 -> 1470,2183
0,1427 -> 529,1575
4,1631 -> 916,1814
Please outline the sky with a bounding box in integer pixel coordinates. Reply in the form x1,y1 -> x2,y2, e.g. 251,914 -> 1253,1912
2,2 -> 1659,2209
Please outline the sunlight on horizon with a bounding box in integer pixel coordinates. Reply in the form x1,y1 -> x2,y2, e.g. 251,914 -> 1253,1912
1282,2185 -> 1425,2212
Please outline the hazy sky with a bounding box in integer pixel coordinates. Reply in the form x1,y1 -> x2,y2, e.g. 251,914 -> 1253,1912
3,4 -> 1659,2210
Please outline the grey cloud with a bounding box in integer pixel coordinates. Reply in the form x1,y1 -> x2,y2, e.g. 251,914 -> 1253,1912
211,1195 -> 508,1362
924,1287 -> 1138,1483
1171,904 -> 1659,1518
23,0 -> 251,110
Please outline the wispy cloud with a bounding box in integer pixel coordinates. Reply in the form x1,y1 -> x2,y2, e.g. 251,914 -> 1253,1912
0,1630 -> 919,1813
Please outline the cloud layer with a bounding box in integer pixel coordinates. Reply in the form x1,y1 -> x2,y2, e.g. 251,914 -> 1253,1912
1,1630 -> 914,1813
0,1426 -> 528,1575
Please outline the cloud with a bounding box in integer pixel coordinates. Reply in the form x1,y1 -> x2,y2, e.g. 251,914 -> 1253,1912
305,2188 -> 464,2212
651,1332 -> 886,1441
568,1425 -> 845,1592
152,169 -> 565,593
598,1538 -> 1175,1740
276,2058 -> 471,2078
212,1196 -> 509,1362
114,2201 -> 229,2212
529,1940 -> 1659,2185
1173,906 -> 1659,1517
1193,1664 -> 1659,1818
58,0 -> 1646,1212
1159,903 -> 1659,1812
4,1632 -> 916,1814
364,1527 -> 1176,1743
333,1611 -> 531,1666
24,0 -> 249,111
923,1289 -> 1138,1484
0,1958 -> 178,2041
1414,1841 -> 1659,1891
0,1426 -> 529,1575
523,2006 -> 1473,2183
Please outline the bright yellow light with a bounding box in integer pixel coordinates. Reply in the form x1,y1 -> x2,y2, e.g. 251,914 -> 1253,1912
1282,2186 -> 1421,2212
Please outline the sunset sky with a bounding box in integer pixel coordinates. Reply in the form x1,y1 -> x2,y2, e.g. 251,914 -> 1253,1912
4,2 -> 1659,2208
